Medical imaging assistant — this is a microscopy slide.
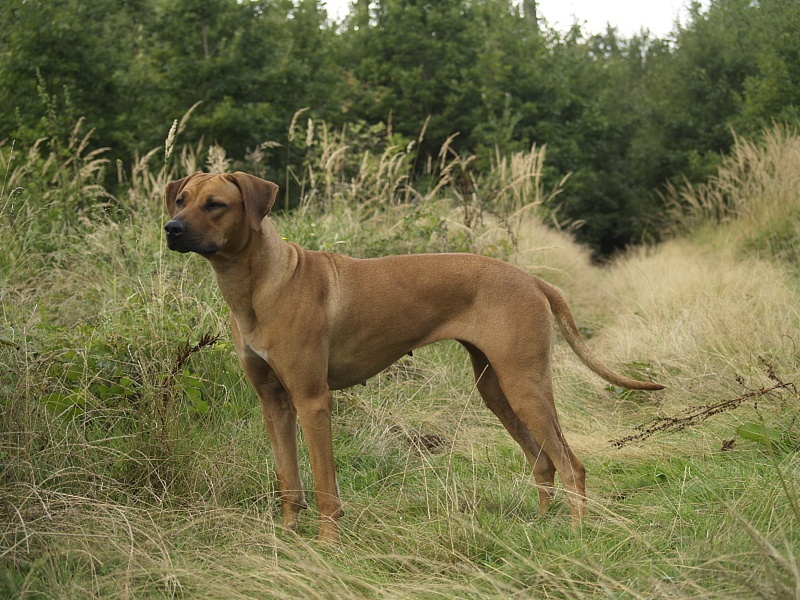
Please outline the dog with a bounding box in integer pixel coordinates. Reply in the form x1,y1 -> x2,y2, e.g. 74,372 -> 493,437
164,171 -> 664,542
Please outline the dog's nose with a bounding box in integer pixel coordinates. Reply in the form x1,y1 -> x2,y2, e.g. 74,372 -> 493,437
164,220 -> 186,236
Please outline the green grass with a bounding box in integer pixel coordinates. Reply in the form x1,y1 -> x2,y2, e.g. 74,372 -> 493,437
1,123 -> 799,598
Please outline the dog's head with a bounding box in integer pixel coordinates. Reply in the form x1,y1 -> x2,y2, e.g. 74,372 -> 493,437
164,172 -> 279,257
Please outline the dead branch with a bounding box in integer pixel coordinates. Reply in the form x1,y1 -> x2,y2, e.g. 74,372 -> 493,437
610,361 -> 797,449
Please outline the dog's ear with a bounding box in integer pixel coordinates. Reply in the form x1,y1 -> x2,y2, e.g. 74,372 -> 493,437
165,172 -> 200,216
227,172 -> 279,231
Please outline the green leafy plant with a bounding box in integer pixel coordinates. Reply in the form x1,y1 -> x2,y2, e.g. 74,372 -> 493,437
736,422 -> 797,453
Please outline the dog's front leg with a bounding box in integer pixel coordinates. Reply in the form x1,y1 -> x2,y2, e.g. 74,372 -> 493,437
295,390 -> 343,543
235,340 -> 307,532
257,388 -> 307,532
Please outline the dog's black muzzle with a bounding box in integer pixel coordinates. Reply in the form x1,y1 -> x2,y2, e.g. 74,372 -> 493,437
164,219 -> 191,253
164,219 -> 186,238
164,219 -> 218,255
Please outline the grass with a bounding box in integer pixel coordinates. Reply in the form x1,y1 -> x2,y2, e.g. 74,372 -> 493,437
1,119 -> 799,598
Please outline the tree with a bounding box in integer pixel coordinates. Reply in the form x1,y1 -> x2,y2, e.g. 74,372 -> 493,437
738,0 -> 800,133
521,28 -> 668,254
3,0 -> 798,257
523,0 -> 537,29
340,0 -> 482,153
0,0 -> 141,150
630,0 -> 761,191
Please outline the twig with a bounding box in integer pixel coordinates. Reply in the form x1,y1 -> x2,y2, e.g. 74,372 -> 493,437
156,331 -> 220,440
163,332 -> 220,388
611,361 -> 797,449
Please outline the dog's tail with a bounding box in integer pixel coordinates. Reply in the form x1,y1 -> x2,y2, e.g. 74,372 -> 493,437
538,279 -> 665,391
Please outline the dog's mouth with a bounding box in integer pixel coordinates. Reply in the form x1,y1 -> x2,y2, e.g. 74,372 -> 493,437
165,230 -> 218,255
166,237 -> 190,253
167,241 -> 219,256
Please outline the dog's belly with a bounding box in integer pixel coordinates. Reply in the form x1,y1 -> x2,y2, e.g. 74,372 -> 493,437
325,320 -> 469,390
326,348 -> 414,390
327,366 -> 389,391
323,297 -> 483,390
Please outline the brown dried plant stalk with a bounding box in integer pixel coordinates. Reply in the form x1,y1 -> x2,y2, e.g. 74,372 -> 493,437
159,331 -> 220,420
611,360 -> 798,449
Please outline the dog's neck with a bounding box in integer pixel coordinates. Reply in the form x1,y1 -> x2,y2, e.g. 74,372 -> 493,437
207,217 -> 297,331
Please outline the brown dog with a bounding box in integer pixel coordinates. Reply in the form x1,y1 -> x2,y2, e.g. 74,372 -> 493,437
164,171 -> 663,542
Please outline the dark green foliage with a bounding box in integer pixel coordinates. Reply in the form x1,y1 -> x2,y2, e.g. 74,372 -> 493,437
0,0 -> 135,143
2,0 -> 799,255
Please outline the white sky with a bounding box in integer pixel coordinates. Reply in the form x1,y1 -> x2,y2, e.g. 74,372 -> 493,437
323,0 -> 710,38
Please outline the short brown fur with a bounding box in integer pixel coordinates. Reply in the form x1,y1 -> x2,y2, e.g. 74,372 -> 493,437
164,172 -> 664,542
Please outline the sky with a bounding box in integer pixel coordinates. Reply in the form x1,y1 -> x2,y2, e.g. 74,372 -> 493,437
322,0 -> 710,38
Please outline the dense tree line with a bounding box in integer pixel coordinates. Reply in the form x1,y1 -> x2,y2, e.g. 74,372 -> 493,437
1,0 -> 798,255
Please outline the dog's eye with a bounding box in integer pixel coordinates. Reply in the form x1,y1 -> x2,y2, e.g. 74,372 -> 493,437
175,196 -> 184,207
206,201 -> 226,211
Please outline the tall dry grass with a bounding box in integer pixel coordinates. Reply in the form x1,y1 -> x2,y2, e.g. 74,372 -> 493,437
666,126 -> 800,227
2,117 -> 800,599
665,125 -> 800,264
282,109 -> 566,224
596,242 -> 798,373
597,125 -> 800,386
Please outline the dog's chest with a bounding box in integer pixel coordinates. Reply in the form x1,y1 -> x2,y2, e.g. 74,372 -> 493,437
234,318 -> 271,365
248,345 -> 270,364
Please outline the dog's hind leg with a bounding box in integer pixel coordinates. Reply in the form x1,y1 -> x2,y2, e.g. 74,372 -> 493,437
493,365 -> 587,524
463,343 -> 557,515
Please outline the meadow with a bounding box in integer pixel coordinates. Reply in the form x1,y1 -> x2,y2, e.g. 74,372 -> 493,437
1,120 -> 799,598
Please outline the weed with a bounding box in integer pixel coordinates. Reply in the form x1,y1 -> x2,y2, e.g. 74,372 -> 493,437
159,331 -> 220,420
611,360 -> 799,449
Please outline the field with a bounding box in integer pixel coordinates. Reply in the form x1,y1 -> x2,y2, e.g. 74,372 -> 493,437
1,123 -> 799,598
